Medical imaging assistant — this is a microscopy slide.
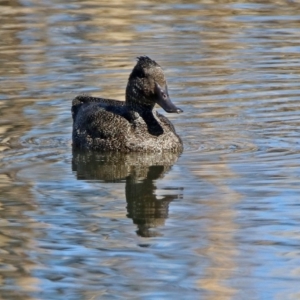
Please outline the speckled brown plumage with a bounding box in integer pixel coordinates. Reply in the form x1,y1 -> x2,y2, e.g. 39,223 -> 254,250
72,56 -> 183,153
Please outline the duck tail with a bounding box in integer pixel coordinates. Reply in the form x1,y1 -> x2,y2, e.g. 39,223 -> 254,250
71,94 -> 90,121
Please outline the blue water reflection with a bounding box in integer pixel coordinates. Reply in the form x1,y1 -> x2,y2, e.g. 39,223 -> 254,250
72,151 -> 183,237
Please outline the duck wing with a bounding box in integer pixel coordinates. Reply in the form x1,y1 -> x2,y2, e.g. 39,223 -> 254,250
72,95 -> 125,121
72,95 -> 137,150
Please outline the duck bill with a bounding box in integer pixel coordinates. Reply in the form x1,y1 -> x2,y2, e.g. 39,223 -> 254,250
155,83 -> 183,113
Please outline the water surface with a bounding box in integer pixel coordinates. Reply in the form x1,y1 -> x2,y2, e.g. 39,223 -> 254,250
1,0 -> 300,299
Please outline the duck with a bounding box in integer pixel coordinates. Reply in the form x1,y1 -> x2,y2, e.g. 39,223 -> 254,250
71,56 -> 183,152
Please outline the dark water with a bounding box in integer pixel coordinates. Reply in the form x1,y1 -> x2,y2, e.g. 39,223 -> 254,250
1,0 -> 300,299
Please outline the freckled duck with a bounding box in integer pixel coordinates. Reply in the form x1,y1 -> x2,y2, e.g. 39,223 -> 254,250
72,56 -> 183,152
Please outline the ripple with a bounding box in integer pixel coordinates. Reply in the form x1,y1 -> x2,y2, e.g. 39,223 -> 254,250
184,139 -> 258,155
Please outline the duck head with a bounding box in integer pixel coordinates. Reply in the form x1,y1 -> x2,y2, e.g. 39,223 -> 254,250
126,56 -> 183,113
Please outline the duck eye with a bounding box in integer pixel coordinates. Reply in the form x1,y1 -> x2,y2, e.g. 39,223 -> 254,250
161,91 -> 167,99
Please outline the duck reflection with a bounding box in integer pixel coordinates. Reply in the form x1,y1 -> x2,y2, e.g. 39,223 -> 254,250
72,150 -> 182,237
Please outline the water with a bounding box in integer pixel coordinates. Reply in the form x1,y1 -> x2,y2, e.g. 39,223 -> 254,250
1,0 -> 300,299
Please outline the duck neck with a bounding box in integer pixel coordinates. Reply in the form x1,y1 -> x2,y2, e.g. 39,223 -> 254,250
125,97 -> 155,115
125,97 -> 163,136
